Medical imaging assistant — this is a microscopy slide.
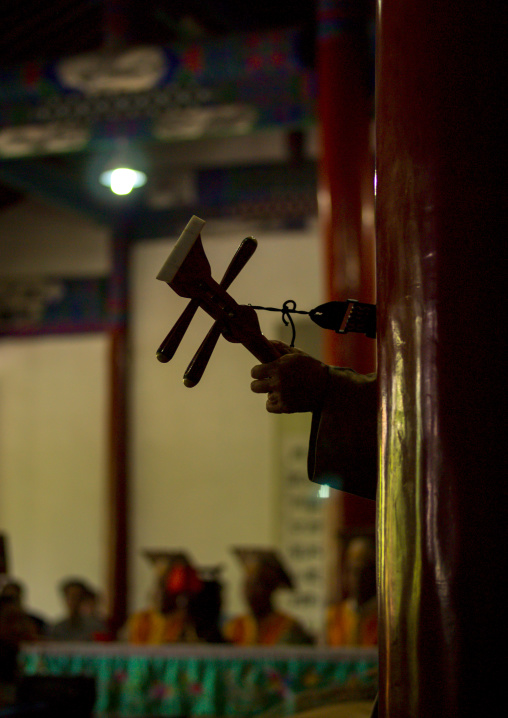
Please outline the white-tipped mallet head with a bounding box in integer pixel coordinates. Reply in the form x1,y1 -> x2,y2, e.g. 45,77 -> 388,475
157,216 -> 206,284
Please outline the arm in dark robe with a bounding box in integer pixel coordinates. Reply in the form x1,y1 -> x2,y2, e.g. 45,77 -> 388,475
307,368 -> 378,500
250,342 -> 378,500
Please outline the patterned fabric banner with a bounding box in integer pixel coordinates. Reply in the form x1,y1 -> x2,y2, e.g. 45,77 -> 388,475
22,644 -> 378,717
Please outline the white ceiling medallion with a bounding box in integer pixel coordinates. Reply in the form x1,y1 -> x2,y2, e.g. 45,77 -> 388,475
57,46 -> 167,95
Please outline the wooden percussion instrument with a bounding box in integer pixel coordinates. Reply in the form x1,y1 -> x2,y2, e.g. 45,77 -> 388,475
156,216 -> 280,386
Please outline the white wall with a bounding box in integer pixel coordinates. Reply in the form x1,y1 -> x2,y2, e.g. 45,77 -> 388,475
0,335 -> 109,619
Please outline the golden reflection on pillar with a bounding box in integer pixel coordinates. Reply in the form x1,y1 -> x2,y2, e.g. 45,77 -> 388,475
378,315 -> 424,714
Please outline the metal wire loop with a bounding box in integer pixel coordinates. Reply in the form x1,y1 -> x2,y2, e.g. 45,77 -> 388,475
248,299 -> 308,347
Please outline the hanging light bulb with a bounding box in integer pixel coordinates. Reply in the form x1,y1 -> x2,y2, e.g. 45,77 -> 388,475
99,140 -> 147,195
100,166 -> 147,195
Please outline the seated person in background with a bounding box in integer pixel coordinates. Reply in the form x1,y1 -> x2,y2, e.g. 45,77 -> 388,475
327,537 -> 377,646
0,579 -> 48,638
79,585 -> 114,642
126,550 -> 205,644
186,566 -> 226,643
1,595 -> 96,715
49,578 -> 107,641
225,547 -> 314,646
0,595 -> 38,709
79,586 -> 99,619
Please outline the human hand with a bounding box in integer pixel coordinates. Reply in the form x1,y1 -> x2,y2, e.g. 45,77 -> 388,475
250,340 -> 329,414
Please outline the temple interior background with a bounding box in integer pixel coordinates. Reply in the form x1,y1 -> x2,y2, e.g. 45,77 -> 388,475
0,0 -> 376,640
2,1 -> 502,715
0,195 -> 328,626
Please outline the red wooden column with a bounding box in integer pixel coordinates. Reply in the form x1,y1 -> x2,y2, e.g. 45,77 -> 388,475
376,0 -> 503,714
317,1 -> 376,536
106,225 -> 130,634
101,2 -> 133,636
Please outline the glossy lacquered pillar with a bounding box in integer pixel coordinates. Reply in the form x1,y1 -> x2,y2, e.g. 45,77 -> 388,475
376,1 -> 504,714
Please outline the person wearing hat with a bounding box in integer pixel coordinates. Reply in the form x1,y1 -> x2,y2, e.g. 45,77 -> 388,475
186,565 -> 226,643
224,548 -> 314,646
1,594 -> 39,709
126,550 -> 205,644
327,537 -> 378,646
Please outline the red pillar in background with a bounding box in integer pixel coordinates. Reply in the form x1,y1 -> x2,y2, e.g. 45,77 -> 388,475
376,0 -> 504,714
106,225 -> 130,634
102,1 -> 132,636
317,0 -> 376,535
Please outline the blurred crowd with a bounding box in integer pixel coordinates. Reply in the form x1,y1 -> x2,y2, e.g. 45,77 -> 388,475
1,539 -> 376,650
0,577 -> 110,644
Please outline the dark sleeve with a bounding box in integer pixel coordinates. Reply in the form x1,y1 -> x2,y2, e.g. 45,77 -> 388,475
307,368 -> 378,501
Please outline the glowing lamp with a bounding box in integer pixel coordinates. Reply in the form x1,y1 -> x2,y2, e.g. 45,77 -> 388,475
99,166 -> 147,195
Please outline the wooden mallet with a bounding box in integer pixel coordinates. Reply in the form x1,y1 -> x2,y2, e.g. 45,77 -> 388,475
156,216 -> 279,385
